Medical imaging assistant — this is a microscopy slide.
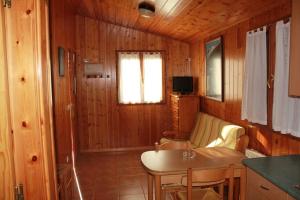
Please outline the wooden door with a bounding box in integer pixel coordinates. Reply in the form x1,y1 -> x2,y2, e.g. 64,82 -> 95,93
0,3 -> 15,199
2,0 -> 58,199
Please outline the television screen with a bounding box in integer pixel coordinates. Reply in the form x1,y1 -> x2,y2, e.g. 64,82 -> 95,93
172,76 -> 193,94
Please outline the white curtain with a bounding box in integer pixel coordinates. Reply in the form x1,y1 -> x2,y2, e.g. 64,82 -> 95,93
118,52 -> 163,104
241,27 -> 267,125
143,53 -> 163,103
273,21 -> 300,137
118,52 -> 142,104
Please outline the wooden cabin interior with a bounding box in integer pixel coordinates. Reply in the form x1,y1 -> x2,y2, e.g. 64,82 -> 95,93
1,0 -> 300,200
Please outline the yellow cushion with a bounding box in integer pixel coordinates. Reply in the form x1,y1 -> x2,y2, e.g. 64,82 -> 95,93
206,124 -> 244,149
160,112 -> 245,150
177,188 -> 222,200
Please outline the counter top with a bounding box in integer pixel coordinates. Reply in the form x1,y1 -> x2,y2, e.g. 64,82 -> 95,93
243,155 -> 300,200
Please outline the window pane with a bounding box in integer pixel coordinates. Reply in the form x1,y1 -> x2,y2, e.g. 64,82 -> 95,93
143,53 -> 163,103
118,53 -> 142,103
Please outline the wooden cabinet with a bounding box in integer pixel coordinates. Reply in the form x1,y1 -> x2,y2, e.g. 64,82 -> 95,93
58,164 -> 73,200
170,94 -> 199,139
289,0 -> 300,96
246,168 -> 295,200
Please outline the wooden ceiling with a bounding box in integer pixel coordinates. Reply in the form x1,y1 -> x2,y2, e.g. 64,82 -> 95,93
75,0 -> 289,41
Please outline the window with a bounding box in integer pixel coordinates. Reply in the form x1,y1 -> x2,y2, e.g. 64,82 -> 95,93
117,51 -> 164,104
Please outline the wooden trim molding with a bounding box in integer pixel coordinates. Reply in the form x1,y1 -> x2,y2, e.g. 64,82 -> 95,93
0,4 -> 15,199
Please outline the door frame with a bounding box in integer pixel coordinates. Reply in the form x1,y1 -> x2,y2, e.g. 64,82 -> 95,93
1,0 -> 58,199
0,3 -> 15,199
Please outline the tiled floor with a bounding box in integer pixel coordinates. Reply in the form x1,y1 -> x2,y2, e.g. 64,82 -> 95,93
76,150 -> 172,200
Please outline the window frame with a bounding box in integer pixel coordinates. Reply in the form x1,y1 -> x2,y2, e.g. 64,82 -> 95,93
116,50 -> 166,105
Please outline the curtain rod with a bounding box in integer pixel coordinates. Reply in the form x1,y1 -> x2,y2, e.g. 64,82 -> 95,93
249,17 -> 290,33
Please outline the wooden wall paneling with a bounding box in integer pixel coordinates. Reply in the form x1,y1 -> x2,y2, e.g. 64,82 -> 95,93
189,40 -> 202,94
250,125 -> 273,156
190,40 -> 205,96
224,22 -> 249,125
192,3 -> 300,156
287,137 -> 300,154
272,133 -> 300,156
111,24 -> 122,148
76,16 -> 192,151
237,24 -> 247,124
105,23 -> 114,149
97,21 -> 108,149
224,28 -> 235,122
0,4 -> 15,200
105,22 -> 116,149
66,0 -> 78,161
51,0 -> 68,164
67,50 -> 78,160
85,18 -> 99,63
85,17 -> 99,148
78,0 -> 97,19
289,0 -> 300,96
5,0 -> 57,198
51,0 -> 77,163
76,16 -> 88,151
39,1 -> 59,198
272,133 -> 290,156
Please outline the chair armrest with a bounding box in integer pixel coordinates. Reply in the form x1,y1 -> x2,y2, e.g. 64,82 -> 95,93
235,135 -> 249,154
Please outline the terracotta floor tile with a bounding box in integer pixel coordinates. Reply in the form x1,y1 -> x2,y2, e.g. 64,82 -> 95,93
117,167 -> 145,176
119,185 -> 144,196
77,150 -> 149,200
93,193 -> 119,200
119,194 -> 145,200
118,175 -> 141,186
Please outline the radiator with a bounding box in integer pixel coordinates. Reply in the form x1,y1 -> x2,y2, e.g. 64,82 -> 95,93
245,148 -> 266,158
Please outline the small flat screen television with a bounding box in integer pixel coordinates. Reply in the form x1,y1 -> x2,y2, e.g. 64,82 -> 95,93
172,76 -> 193,94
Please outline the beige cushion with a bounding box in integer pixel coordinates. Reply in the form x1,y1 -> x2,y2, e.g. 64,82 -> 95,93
177,188 -> 222,200
160,112 -> 245,150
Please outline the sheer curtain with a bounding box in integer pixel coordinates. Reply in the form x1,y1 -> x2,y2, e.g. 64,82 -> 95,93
143,53 -> 163,103
273,21 -> 300,137
118,52 -> 163,104
241,27 -> 267,125
118,52 -> 142,104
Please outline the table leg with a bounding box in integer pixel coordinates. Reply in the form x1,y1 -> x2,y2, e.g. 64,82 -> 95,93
233,178 -> 240,200
240,168 -> 246,200
148,173 -> 153,200
229,176 -> 234,200
154,175 -> 161,200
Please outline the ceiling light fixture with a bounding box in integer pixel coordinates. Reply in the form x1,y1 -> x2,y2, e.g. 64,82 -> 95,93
138,1 -> 155,18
